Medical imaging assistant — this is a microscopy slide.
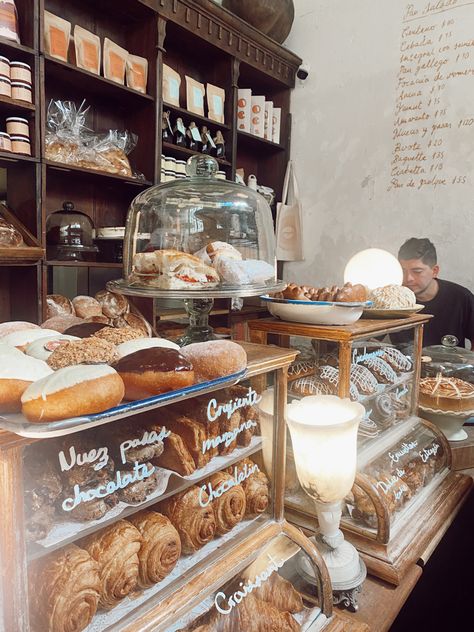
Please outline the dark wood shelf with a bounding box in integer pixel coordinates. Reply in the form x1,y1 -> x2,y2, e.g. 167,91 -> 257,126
0,94 -> 35,115
0,150 -> 38,167
0,35 -> 36,58
44,55 -> 155,105
237,130 -> 285,152
162,141 -> 231,167
45,160 -> 152,186
46,260 -> 123,269
163,102 -> 232,130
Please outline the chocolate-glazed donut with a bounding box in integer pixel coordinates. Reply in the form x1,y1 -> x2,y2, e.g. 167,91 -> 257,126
113,348 -> 194,400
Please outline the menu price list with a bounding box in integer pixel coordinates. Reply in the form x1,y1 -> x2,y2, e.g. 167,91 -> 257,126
389,0 -> 474,192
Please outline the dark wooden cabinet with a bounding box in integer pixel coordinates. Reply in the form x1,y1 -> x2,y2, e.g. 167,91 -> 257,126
0,0 -> 301,324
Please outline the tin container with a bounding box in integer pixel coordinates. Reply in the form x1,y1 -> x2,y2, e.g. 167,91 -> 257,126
0,56 -> 10,77
10,134 -> 31,155
6,116 -> 29,137
10,61 -> 31,84
0,132 -> 12,152
11,80 -> 32,102
0,76 -> 11,97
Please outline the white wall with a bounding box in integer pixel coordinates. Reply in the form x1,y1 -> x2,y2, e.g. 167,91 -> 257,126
284,0 -> 474,291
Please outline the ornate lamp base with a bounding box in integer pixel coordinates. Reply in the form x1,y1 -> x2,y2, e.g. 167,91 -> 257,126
297,500 -> 367,612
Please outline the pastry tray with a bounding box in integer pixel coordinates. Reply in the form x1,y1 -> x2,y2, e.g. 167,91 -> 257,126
0,369 -> 247,439
28,436 -> 263,559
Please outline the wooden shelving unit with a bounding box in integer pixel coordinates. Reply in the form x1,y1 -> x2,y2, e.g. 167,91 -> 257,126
0,0 -> 301,325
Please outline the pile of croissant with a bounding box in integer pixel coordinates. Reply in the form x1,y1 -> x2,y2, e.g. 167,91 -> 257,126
273,281 -> 368,302
29,458 -> 269,632
184,572 -> 305,631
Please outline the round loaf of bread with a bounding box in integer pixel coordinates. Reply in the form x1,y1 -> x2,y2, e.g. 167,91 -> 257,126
113,348 -> 194,400
21,365 -> 125,422
46,294 -> 74,320
0,355 -> 53,413
41,315 -> 85,333
0,321 -> 40,338
95,290 -> 129,318
121,312 -> 153,337
180,340 -> 247,382
72,295 -> 103,319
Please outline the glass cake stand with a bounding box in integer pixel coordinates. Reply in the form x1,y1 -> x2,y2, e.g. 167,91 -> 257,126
106,279 -> 286,346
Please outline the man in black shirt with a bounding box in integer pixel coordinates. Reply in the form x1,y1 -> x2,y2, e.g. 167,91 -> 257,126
392,238 -> 474,348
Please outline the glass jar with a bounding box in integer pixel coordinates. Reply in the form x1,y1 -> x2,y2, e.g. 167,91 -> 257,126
46,201 -> 99,261
114,154 -> 279,297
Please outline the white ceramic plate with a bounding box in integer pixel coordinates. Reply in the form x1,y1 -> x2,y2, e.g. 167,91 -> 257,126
260,295 -> 372,326
362,305 -> 425,319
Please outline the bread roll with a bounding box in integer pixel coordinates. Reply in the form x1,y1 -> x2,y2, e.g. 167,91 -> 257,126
21,365 -> 125,422
81,520 -> 142,609
92,326 -> 144,346
46,338 -> 119,370
1,328 -> 62,352
46,294 -> 74,319
180,340 -> 247,382
122,312 -> 153,337
72,295 -> 103,319
41,315 -> 85,333
0,355 -> 53,412
116,337 -> 179,359
127,510 -> 181,588
25,335 -> 80,362
29,545 -> 100,632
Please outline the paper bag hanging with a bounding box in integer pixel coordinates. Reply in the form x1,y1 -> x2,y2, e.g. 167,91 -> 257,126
275,160 -> 304,261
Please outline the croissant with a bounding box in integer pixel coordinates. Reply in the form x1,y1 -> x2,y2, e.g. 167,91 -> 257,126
127,510 -> 181,588
151,427 -> 196,476
238,459 -> 270,517
165,412 -> 211,469
80,520 -> 141,609
227,385 -> 259,447
29,544 -> 100,632
189,594 -> 300,631
161,485 -> 216,554
252,573 -> 304,614
169,397 -> 220,458
206,471 -> 246,535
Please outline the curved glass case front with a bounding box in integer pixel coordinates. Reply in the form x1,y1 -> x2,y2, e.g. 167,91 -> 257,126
113,155 -> 281,298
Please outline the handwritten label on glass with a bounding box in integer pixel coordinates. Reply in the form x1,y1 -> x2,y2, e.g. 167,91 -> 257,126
198,461 -> 259,508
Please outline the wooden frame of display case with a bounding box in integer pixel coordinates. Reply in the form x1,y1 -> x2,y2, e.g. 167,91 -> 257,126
0,0 -> 301,325
247,316 -> 473,586
0,342 -> 341,632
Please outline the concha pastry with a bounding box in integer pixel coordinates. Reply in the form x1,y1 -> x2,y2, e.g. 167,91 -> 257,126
369,285 -> 416,309
419,376 -> 474,412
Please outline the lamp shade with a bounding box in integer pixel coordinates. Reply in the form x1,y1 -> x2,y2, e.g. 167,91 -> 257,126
286,396 -> 364,503
344,248 -> 403,289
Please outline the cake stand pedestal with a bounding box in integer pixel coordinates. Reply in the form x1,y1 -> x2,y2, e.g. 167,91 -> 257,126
106,279 -> 286,346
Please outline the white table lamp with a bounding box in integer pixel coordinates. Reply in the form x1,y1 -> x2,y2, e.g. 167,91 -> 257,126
287,395 -> 366,610
344,248 -> 403,289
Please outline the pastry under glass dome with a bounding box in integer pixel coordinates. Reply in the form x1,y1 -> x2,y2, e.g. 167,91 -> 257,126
108,154 -> 283,299
107,155 -> 285,344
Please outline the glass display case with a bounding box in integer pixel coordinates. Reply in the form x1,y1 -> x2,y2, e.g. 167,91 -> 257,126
0,343 -> 337,632
248,315 -> 473,585
46,201 -> 99,262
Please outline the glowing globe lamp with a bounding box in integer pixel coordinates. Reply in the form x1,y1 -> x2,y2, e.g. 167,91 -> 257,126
344,248 -> 403,290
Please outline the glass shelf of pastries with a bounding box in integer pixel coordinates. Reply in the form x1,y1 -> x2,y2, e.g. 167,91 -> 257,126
0,331 -> 341,632
247,308 -> 472,585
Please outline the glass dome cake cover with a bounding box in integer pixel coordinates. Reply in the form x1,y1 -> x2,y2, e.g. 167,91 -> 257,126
108,155 -> 284,298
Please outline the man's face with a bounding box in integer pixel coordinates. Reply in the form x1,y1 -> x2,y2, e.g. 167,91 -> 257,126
399,258 -> 439,296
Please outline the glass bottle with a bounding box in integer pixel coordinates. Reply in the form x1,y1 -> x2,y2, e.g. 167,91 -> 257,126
186,121 -> 201,151
173,117 -> 186,147
162,110 -> 172,143
214,130 -> 226,160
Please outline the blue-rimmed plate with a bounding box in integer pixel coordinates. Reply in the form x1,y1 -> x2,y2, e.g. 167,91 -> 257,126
260,295 -> 372,326
0,369 -> 247,438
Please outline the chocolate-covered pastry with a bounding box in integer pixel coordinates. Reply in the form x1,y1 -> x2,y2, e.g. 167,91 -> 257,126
63,322 -> 111,338
113,348 -> 195,400
55,436 -> 115,488
104,424 -> 165,466
116,464 -> 161,504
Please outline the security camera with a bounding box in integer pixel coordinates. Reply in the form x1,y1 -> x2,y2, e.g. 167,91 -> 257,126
297,63 -> 310,81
